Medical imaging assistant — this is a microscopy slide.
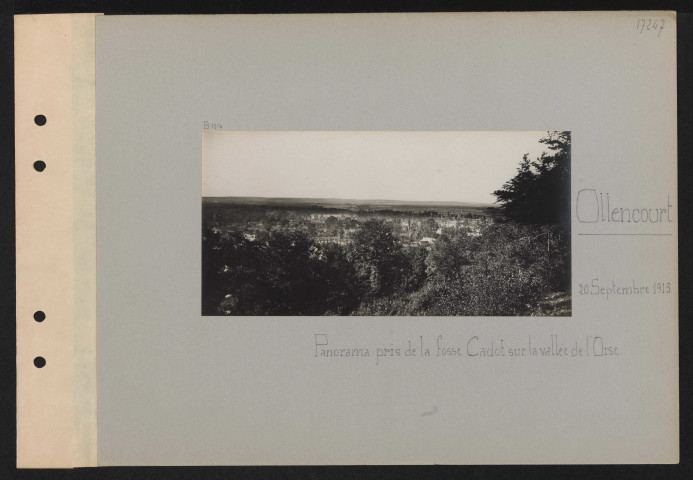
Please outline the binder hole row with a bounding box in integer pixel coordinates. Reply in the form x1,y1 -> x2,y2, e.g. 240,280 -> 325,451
33,116 -> 47,369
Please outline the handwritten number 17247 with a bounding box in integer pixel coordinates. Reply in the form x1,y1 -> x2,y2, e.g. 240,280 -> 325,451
637,18 -> 665,37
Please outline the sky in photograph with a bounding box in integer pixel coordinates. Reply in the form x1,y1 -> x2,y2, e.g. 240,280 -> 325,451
203,131 -> 554,204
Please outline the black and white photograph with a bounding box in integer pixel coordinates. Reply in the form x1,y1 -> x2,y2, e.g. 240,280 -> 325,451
202,131 -> 571,316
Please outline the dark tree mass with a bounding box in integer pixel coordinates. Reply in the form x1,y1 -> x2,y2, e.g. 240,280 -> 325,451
202,132 -> 571,316
492,131 -> 571,227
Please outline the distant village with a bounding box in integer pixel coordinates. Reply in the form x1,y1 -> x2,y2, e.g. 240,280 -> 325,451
206,206 -> 491,248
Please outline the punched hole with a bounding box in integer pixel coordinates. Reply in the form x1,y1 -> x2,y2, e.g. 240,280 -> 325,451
33,311 -> 46,322
34,357 -> 46,368
33,161 -> 46,172
34,115 -> 46,126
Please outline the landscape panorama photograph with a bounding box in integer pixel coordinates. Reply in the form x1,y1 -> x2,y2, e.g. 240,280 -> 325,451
202,131 -> 571,316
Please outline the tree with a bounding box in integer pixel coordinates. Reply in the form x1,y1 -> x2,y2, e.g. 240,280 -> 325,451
324,215 -> 339,236
314,242 -> 362,314
421,218 -> 440,237
260,230 -> 321,314
492,131 -> 571,226
201,226 -> 271,316
348,219 -> 408,297
201,225 -> 226,315
325,215 -> 339,228
425,234 -> 472,282
401,245 -> 429,292
407,222 -> 566,316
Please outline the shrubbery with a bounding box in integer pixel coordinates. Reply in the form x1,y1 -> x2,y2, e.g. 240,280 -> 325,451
202,219 -> 570,316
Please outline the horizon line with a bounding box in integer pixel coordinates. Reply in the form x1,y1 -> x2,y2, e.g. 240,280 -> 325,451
202,195 -> 497,205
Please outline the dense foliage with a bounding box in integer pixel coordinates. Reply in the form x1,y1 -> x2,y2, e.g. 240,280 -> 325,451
202,219 -> 569,316
492,131 -> 571,227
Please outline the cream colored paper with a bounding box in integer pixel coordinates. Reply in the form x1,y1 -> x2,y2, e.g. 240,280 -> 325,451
15,13 -> 98,468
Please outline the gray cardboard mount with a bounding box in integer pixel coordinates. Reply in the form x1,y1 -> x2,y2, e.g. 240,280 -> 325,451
96,13 -> 678,465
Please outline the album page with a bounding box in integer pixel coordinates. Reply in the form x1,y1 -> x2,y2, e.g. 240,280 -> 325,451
16,11 -> 678,466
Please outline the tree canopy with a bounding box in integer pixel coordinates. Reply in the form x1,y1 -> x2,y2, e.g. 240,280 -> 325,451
492,131 -> 571,227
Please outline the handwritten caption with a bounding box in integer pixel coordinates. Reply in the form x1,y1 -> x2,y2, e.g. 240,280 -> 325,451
575,190 -> 673,224
577,277 -> 672,300
314,334 -> 621,365
636,18 -> 665,37
203,121 -> 223,130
